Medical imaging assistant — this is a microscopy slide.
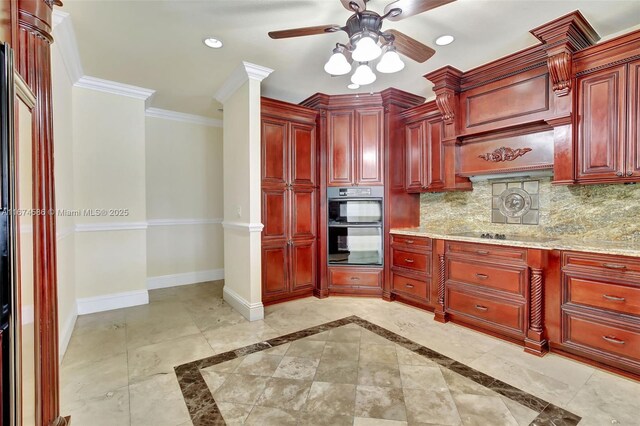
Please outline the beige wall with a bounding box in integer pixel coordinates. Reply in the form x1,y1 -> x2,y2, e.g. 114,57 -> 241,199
72,87 -> 148,303
145,117 -> 224,282
51,40 -> 77,357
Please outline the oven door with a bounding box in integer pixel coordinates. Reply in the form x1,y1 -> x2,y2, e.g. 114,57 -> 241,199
328,198 -> 383,225
328,225 -> 383,266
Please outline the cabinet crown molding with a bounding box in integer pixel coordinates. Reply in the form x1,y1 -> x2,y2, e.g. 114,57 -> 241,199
530,10 -> 600,52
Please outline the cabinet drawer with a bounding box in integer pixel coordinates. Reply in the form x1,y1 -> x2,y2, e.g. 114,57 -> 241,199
392,249 -> 430,274
329,268 -> 381,288
565,313 -> 640,362
447,288 -> 524,333
391,234 -> 431,250
446,241 -> 526,263
392,272 -> 429,300
563,252 -> 640,275
567,275 -> 640,317
447,259 -> 525,295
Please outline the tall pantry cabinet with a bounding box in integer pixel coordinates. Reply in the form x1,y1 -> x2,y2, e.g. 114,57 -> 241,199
261,98 -> 318,304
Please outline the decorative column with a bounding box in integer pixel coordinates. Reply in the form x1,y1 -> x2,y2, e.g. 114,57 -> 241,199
215,62 -> 273,321
530,11 -> 600,184
434,239 -> 448,323
16,1 -> 66,425
424,66 -> 471,192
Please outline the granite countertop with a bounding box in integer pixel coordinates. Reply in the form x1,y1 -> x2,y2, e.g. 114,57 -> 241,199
390,227 -> 640,258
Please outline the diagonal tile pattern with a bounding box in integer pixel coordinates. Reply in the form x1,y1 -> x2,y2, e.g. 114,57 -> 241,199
174,318 -> 580,426
59,282 -> 640,425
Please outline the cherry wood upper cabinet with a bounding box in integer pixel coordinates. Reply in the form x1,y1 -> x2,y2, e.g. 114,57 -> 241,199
576,65 -> 627,181
261,118 -> 288,186
290,122 -> 316,187
356,108 -> 384,186
328,109 -> 355,186
402,105 -> 445,193
628,59 -> 640,177
327,107 -> 384,186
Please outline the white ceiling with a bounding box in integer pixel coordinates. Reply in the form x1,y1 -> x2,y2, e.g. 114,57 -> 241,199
60,0 -> 640,119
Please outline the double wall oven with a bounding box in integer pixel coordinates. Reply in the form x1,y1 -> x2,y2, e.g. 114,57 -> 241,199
327,187 -> 384,266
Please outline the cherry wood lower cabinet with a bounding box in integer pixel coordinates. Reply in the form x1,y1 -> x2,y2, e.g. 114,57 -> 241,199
261,98 -> 318,305
328,266 -> 382,296
442,241 -> 547,355
547,251 -> 640,377
389,234 -> 435,309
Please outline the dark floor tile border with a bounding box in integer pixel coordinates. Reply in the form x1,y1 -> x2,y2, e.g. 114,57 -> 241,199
175,315 -> 580,426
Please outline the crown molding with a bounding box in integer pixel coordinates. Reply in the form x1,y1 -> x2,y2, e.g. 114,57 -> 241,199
214,61 -> 274,104
145,108 -> 223,128
52,10 -> 84,84
75,76 -> 156,106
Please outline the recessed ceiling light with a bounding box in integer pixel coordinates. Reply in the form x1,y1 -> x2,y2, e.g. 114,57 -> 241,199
203,37 -> 223,49
435,35 -> 454,46
347,83 -> 360,90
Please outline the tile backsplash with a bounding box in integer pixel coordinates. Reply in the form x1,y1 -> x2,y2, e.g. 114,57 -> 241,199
420,177 -> 640,241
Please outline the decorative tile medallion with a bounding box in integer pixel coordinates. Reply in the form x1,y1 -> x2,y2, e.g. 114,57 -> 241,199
174,316 -> 580,426
492,180 -> 540,225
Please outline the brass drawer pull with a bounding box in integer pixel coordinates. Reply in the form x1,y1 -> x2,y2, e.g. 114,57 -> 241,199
603,294 -> 626,302
475,305 -> 489,312
476,250 -> 489,255
404,258 -> 415,263
405,240 -> 414,244
405,283 -> 414,288
602,335 -> 625,345
350,276 -> 360,281
476,273 -> 489,280
602,263 -> 627,270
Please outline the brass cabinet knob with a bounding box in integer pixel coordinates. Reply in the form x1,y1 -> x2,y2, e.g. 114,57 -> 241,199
627,171 -> 633,177
616,171 -> 623,177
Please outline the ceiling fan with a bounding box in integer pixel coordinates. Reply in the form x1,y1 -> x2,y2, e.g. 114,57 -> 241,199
268,0 -> 456,86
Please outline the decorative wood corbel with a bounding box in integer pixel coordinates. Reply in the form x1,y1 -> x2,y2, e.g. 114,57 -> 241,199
424,66 -> 463,124
530,10 -> 600,97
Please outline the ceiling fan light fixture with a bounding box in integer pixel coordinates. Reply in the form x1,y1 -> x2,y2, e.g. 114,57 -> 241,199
376,46 -> 404,73
352,34 -> 382,62
347,83 -> 360,90
324,51 -> 352,75
351,63 -> 376,86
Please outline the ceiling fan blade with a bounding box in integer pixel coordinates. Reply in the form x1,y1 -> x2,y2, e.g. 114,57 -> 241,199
268,25 -> 342,39
385,29 -> 435,63
384,0 -> 456,21
340,0 -> 367,12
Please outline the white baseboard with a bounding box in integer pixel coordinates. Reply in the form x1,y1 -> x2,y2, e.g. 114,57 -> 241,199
59,305 -> 78,362
146,269 -> 225,290
76,289 -> 149,315
223,287 -> 264,321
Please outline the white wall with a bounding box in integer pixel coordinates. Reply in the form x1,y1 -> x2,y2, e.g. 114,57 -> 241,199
72,87 -> 148,309
145,117 -> 224,287
51,39 -> 77,357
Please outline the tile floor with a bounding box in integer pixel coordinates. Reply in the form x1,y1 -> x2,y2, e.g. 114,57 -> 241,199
60,281 -> 639,425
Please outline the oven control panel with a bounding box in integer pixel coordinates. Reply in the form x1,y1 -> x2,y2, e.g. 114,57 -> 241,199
338,188 -> 372,197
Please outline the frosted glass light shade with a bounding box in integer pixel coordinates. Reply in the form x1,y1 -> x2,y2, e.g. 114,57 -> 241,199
376,50 -> 404,73
352,36 -> 382,62
351,64 -> 376,86
324,52 -> 352,75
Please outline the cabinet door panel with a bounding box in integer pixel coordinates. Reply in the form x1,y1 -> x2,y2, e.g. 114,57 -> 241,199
262,189 -> 287,240
628,60 -> 640,177
357,108 -> 384,185
405,121 -> 425,192
291,240 -> 316,291
426,118 -> 444,189
577,66 -> 626,180
290,122 -> 316,186
262,118 -> 288,185
262,243 -> 288,296
328,110 -> 355,186
290,188 -> 316,239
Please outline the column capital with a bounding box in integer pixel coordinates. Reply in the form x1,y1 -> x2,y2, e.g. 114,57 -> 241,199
214,61 -> 274,104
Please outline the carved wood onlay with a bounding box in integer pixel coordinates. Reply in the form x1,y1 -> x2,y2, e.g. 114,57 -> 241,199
478,147 -> 532,162
529,267 -> 544,334
547,51 -> 572,97
435,92 -> 455,123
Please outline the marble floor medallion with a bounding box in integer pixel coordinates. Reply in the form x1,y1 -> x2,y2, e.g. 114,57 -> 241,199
174,316 -> 581,426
